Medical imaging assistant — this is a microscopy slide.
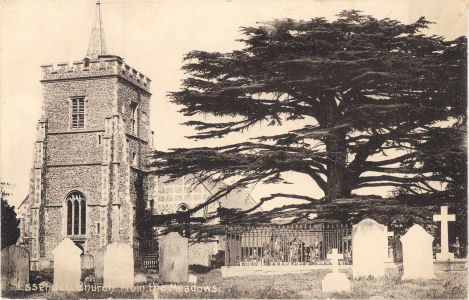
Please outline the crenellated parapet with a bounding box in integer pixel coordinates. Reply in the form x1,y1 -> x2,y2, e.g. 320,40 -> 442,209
40,55 -> 151,92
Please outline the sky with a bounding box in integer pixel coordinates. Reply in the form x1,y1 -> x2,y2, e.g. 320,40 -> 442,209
0,0 -> 467,209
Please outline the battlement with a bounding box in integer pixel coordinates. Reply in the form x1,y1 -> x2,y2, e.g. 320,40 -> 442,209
40,56 -> 151,92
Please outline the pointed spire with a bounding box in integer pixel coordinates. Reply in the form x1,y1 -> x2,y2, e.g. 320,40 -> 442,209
87,0 -> 108,59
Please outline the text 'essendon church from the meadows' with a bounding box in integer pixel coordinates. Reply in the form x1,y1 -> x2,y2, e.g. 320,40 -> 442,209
17,1 -> 258,270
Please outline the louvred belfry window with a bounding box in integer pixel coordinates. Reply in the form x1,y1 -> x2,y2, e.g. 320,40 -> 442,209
66,191 -> 86,236
71,98 -> 85,129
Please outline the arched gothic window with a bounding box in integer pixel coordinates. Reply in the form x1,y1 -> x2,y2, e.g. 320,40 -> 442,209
66,192 -> 86,236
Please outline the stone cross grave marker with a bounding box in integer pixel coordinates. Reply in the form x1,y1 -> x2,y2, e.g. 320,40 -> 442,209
322,248 -> 350,293
433,206 -> 455,260
52,238 -> 82,291
1,245 -> 30,292
352,218 -> 391,278
103,243 -> 134,289
400,224 -> 435,280
329,248 -> 342,273
159,232 -> 189,283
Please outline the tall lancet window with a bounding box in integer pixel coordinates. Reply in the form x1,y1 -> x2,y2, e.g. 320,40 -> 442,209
74,200 -> 79,235
66,192 -> 86,236
81,199 -> 86,234
67,201 -> 72,235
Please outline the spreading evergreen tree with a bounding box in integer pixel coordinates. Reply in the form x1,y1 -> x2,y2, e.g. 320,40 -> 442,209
149,11 -> 466,226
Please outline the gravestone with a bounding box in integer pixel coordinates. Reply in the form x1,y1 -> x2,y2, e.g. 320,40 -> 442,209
188,274 -> 198,284
38,258 -> 52,270
52,238 -> 82,291
384,228 -> 394,262
352,219 -> 391,278
103,243 -> 134,289
1,245 -> 30,291
81,253 -> 94,270
391,237 -> 403,262
401,224 -> 435,280
159,232 -> 188,283
433,206 -> 455,260
134,273 -> 148,284
94,246 -> 106,281
321,248 -> 350,293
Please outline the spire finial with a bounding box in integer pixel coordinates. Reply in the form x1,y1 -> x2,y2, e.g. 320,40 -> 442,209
87,0 -> 108,59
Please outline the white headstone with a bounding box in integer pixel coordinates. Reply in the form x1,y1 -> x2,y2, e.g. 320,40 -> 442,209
103,243 -> 134,289
400,224 -> 435,280
352,219 -> 390,278
52,238 -> 82,291
321,248 -> 350,293
433,206 -> 455,260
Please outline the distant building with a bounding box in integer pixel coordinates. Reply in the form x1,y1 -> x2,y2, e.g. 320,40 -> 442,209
0,182 -> 15,201
151,175 -> 259,217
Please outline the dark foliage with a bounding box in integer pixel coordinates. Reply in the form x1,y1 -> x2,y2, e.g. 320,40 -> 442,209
148,10 -> 467,232
1,199 -> 20,250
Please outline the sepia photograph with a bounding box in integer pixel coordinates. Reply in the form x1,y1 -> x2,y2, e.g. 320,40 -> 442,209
0,0 -> 467,298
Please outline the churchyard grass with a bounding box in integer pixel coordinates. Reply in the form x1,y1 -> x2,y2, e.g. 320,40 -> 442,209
2,268 -> 467,299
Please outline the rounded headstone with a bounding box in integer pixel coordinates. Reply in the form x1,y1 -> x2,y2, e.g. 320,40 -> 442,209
401,224 -> 435,280
352,219 -> 389,278
52,238 -> 82,291
1,245 -> 30,291
103,242 -> 134,289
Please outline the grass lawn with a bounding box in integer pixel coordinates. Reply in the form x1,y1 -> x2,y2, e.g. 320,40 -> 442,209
2,268 -> 467,299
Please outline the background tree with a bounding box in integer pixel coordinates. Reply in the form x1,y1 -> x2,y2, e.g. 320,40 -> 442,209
149,10 -> 466,227
392,119 -> 467,253
1,182 -> 20,249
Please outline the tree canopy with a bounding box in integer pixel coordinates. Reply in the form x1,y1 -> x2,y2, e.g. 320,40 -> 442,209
1,197 -> 20,249
149,10 -> 466,228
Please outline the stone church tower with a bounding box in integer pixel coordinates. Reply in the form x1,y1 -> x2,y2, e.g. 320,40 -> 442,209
21,1 -> 153,270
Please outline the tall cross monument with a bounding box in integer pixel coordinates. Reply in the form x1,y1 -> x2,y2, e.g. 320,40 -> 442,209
433,206 -> 456,260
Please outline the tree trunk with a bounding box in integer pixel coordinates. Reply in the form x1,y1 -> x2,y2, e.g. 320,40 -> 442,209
324,132 -> 352,202
325,162 -> 352,201
319,91 -> 354,202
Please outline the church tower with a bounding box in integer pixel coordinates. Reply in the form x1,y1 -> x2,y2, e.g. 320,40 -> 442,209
22,1 -> 152,270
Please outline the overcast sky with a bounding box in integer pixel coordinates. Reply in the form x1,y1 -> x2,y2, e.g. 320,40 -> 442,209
0,0 -> 467,209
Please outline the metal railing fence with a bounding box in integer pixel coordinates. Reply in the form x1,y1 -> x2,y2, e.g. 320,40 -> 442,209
225,224 -> 352,266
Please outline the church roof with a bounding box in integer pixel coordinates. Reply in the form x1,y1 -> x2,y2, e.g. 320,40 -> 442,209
18,194 -> 28,210
87,0 -> 108,59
